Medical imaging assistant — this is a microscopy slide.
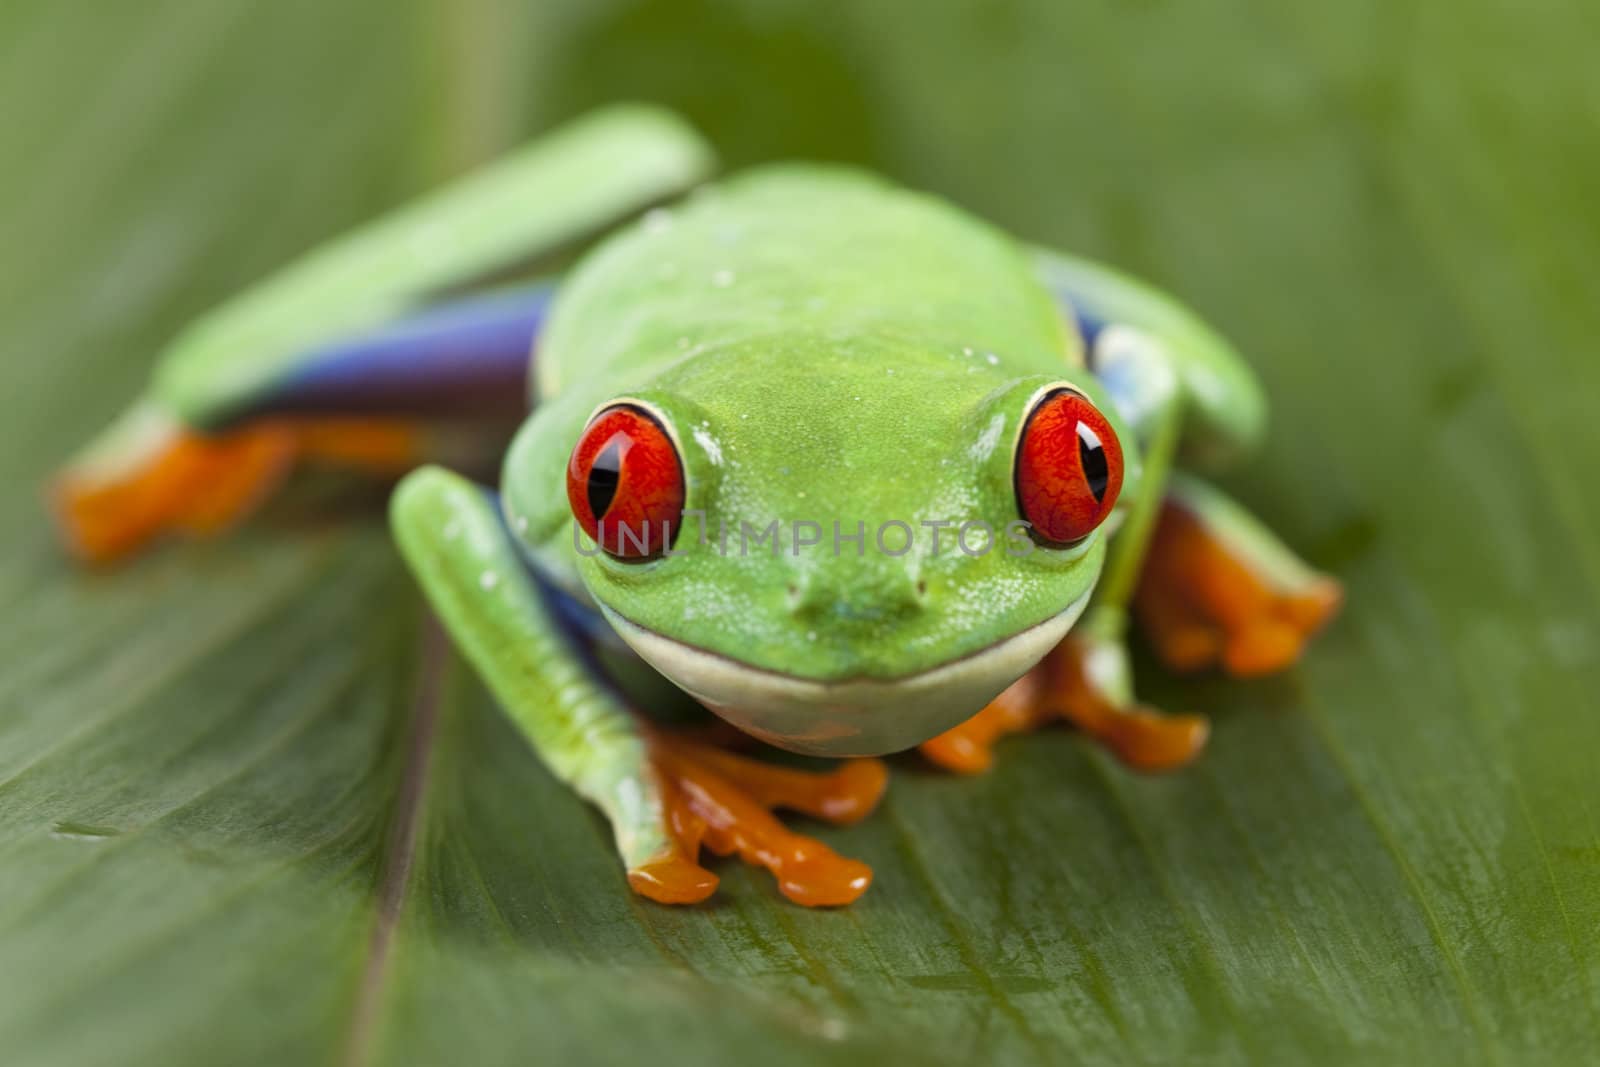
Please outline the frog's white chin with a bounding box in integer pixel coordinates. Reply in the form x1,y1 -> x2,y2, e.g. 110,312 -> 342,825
600,594 -> 1090,757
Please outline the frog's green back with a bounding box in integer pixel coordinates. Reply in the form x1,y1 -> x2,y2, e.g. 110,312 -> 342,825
535,166 -> 1079,400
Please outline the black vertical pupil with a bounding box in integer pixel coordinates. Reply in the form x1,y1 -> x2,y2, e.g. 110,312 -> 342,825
586,437 -> 624,519
1077,422 -> 1109,504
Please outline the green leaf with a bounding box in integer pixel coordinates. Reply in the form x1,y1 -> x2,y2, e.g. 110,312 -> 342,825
3,1 -> 1597,1064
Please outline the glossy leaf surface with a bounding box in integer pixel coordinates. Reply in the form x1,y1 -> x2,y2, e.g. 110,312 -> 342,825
1,2 -> 1595,1063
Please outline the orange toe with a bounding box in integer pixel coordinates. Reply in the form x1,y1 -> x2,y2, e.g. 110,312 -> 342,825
919,670 -> 1050,775
1277,577 -> 1345,635
1135,579 -> 1225,673
1223,619 -> 1305,677
1158,626 -> 1225,673
1102,709 -> 1212,772
778,853 -> 874,908
627,855 -> 719,905
918,726 -> 998,775
1056,639 -> 1211,773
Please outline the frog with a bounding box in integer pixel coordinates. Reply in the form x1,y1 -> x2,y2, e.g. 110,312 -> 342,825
52,106 -> 1342,907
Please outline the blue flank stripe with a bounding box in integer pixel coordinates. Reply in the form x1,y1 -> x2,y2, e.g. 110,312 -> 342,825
1072,305 -> 1108,356
251,283 -> 556,421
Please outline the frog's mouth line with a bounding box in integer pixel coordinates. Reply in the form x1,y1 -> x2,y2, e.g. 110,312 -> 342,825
598,591 -> 1090,757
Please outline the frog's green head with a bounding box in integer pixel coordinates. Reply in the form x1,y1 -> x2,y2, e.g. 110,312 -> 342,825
511,334 -> 1137,757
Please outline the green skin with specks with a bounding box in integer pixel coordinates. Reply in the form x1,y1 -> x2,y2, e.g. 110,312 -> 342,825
510,168 -> 1122,682
79,108 -> 1304,890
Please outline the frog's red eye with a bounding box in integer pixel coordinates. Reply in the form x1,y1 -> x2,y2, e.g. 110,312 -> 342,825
1015,388 -> 1124,546
566,404 -> 685,559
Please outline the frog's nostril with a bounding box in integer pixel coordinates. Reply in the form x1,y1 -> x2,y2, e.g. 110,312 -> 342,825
787,569 -> 924,621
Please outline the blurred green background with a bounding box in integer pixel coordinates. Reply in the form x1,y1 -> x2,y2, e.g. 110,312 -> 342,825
2,1 -> 1598,1064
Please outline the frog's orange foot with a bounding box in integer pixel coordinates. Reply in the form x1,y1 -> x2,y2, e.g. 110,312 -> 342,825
1134,498 -> 1343,678
919,636 -> 1210,775
51,410 -> 424,566
52,421 -> 298,565
636,733 -> 888,907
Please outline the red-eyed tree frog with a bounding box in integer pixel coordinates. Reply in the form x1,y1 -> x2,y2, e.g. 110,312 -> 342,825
52,107 -> 1342,907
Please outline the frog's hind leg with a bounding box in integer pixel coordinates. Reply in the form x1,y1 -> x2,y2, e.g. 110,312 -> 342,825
52,106 -> 716,565
53,405 -> 299,565
1135,472 -> 1342,678
52,286 -> 549,564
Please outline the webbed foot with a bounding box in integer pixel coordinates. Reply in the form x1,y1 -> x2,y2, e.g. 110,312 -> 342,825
635,733 -> 888,907
1134,482 -> 1342,678
920,631 -> 1210,775
51,407 -> 297,564
52,402 -> 423,564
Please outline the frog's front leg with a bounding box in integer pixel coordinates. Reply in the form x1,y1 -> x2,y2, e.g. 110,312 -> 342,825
925,462 -> 1342,774
392,467 -> 886,906
922,351 -> 1210,774
923,252 -> 1341,774
918,634 -> 1211,773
